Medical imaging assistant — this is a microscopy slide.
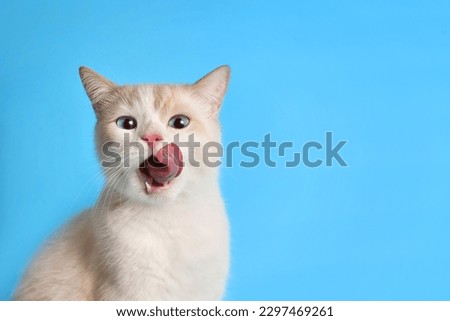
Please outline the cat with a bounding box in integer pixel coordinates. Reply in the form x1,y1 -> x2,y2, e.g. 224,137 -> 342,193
13,65 -> 231,300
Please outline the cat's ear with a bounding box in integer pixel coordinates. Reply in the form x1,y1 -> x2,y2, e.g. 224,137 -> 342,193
193,65 -> 230,113
79,66 -> 116,109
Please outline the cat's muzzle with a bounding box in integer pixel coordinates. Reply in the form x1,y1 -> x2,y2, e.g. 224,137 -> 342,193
139,143 -> 183,193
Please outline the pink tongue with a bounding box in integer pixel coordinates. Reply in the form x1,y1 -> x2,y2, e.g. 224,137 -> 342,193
146,143 -> 183,184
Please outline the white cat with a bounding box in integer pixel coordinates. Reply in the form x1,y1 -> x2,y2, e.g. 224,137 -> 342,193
14,66 -> 231,300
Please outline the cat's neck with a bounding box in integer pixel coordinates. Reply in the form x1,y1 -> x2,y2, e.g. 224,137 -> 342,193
96,175 -> 221,214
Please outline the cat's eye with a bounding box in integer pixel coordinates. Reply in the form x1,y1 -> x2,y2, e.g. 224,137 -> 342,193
168,114 -> 190,129
116,116 -> 137,130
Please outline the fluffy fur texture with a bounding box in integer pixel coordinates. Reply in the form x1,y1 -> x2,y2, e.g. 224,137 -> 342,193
14,66 -> 231,300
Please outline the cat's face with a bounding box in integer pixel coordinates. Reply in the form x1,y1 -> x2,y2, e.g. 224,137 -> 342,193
79,66 -> 230,204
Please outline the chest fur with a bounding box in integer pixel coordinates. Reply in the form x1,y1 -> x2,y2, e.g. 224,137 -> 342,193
95,201 -> 229,299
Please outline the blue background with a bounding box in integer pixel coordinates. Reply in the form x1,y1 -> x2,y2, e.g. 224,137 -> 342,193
1,1 -> 449,300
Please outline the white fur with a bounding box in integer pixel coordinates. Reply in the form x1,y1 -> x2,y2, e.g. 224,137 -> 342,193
14,66 -> 231,300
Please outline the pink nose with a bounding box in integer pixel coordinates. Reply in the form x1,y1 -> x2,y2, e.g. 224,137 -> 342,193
141,134 -> 163,146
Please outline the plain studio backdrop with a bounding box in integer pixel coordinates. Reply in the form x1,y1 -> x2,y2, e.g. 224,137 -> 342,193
1,1 -> 449,300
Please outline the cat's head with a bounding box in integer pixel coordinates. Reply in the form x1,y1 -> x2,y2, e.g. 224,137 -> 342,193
79,66 -> 230,204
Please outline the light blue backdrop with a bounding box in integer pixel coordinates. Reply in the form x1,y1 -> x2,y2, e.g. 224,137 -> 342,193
1,1 -> 449,300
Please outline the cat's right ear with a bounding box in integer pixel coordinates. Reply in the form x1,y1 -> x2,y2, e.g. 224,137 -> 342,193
193,65 -> 230,115
79,66 -> 116,111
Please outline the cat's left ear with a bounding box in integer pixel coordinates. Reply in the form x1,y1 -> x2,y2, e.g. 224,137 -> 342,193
79,66 -> 117,111
193,65 -> 230,114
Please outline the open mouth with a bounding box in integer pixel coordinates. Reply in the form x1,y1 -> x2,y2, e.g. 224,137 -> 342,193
139,143 -> 183,194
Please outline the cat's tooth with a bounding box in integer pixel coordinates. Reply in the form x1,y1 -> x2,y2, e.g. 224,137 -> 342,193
145,181 -> 152,194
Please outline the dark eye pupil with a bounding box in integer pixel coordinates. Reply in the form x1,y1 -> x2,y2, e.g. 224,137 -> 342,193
123,119 -> 135,129
174,118 -> 185,128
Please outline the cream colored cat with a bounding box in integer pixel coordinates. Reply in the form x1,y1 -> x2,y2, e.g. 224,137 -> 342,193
14,65 -> 231,300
